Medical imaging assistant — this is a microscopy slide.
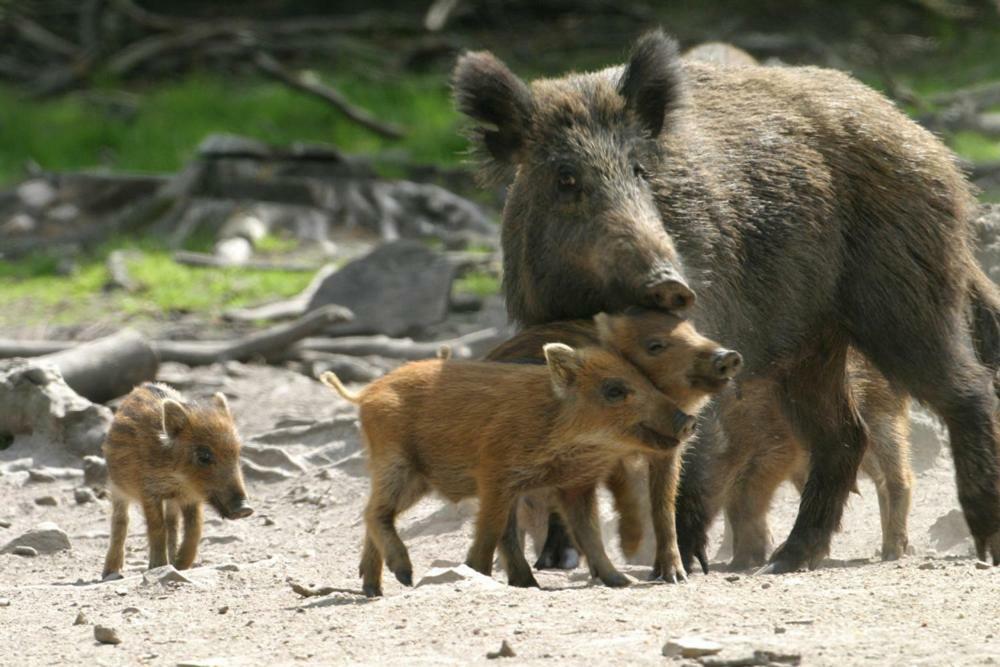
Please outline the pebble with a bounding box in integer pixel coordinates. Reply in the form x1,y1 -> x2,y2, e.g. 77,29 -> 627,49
725,575 -> 741,582
760,582 -> 772,589
73,611 -> 88,625
1,522 -> 71,555
918,561 -> 941,570
975,560 -> 992,570
218,606 -> 229,615
142,565 -> 193,587
662,636 -> 722,658
94,625 -> 121,645
12,546 -> 37,557
774,626 -> 786,634
0,520 -> 10,529
0,598 -> 10,607
27,469 -> 56,483
486,640 -> 516,659
34,495 -> 59,507
74,487 -> 97,505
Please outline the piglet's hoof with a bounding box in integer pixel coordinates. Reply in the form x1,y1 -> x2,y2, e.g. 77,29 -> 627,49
394,569 -> 413,587
600,571 -> 631,588
101,571 -> 124,583
362,583 -> 383,598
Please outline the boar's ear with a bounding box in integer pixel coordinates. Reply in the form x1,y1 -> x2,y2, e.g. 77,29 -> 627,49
593,312 -> 616,344
543,343 -> 583,397
452,50 -> 534,182
212,392 -> 232,418
161,399 -> 189,441
618,29 -> 683,137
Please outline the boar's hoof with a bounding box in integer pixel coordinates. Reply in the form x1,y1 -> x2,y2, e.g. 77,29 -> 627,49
393,568 -> 413,587
599,570 -> 631,588
362,583 -> 383,598
973,532 -> 1000,566
507,572 -> 540,589
754,556 -> 805,576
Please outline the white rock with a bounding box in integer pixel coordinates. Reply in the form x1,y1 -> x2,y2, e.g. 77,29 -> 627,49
415,562 -> 501,589
662,636 -> 723,658
1,522 -> 71,555
17,179 -> 57,209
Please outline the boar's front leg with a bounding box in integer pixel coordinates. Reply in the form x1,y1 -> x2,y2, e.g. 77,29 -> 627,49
466,486 -> 514,578
141,497 -> 169,570
558,485 -> 629,588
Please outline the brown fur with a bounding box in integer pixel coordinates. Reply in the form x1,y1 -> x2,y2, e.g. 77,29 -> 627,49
101,383 -> 253,579
453,30 -> 1000,571
321,344 -> 686,596
486,309 -> 740,581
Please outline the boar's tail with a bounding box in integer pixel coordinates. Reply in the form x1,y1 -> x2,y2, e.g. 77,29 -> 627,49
319,371 -> 361,403
969,267 -> 1000,380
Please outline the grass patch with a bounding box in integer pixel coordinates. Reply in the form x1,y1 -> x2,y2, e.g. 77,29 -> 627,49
454,271 -> 501,298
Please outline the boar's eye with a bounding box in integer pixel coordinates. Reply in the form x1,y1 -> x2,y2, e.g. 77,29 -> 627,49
195,446 -> 214,467
645,339 -> 668,355
557,167 -> 578,193
600,379 -> 630,403
633,163 -> 648,180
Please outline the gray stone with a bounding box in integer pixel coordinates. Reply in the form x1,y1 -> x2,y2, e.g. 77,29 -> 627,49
0,598 -> 9,607
74,487 -> 96,505
73,610 -> 87,625
1,522 -> 71,555
34,495 -> 58,507
929,509 -> 970,552
142,565 -> 193,586
241,459 -> 296,483
486,640 -> 516,659
12,546 -> 37,557
82,456 -> 108,488
93,625 -> 121,645
662,636 -> 723,658
306,240 -> 457,337
909,406 -> 946,473
27,469 -> 56,483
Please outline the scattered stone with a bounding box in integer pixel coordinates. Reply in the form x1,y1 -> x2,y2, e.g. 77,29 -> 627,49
142,565 -> 193,586
415,562 -> 501,589
12,545 -> 38,557
74,487 -> 97,505
760,582 -> 771,589
306,240 -> 457,337
27,469 -> 56,483
908,406 -> 946,472
486,640 -> 516,659
290,582 -> 336,598
975,560 -> 992,570
755,649 -> 802,665
218,606 -> 229,615
262,516 -> 275,527
725,575 -> 740,583
176,658 -> 230,667
929,509 -> 971,552
82,456 -> 108,488
0,520 -> 10,528
785,619 -> 814,626
1,522 -> 71,555
34,495 -> 59,507
0,598 -> 10,607
774,626 -> 786,634
73,611 -> 88,625
17,179 -> 57,209
94,625 -> 121,645
662,636 -> 723,658
215,564 -> 239,572
918,561 -> 941,571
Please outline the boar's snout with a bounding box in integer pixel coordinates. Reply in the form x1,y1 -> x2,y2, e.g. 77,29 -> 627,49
711,350 -> 743,379
671,409 -> 697,441
644,268 -> 695,313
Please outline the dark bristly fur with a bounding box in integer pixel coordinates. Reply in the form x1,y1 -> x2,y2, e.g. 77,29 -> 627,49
453,28 -> 1000,572
101,383 -> 253,580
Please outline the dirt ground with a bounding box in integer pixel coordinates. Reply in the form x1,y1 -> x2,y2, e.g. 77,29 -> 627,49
1,363 -> 998,667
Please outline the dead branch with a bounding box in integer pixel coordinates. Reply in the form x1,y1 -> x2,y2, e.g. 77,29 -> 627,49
10,14 -> 80,58
154,305 -> 353,366
294,327 -> 501,361
172,250 -> 317,272
253,52 -> 404,140
38,329 -> 159,403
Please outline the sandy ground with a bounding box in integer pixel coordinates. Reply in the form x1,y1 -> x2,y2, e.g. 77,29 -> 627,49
1,364 -> 999,667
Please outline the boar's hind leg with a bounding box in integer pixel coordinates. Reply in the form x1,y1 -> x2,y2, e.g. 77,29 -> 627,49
164,501 -> 180,564
174,503 -> 203,570
466,486 -> 514,578
558,486 -> 629,588
499,503 -> 539,588
102,495 -> 130,579
141,497 -> 170,570
533,514 -> 580,571
762,333 -> 868,575
364,461 -> 426,587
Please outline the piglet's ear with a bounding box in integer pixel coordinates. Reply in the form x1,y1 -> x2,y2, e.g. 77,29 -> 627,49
162,399 -> 189,441
618,29 -> 684,137
593,312 -> 615,345
212,392 -> 232,418
543,343 -> 583,397
452,50 -> 534,183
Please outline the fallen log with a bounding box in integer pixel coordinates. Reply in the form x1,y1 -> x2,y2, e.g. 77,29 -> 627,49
295,327 -> 501,361
173,250 -> 317,272
38,329 -> 159,403
155,305 -> 353,365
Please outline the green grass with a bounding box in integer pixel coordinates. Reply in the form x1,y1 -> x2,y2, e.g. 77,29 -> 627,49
0,68 -> 464,185
454,270 -> 501,298
0,240 -> 313,327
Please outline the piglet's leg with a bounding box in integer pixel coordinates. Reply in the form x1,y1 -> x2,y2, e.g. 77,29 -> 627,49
102,495 -> 130,580
499,502 -> 539,588
174,503 -> 203,570
559,485 -> 629,588
164,501 -> 180,565
466,487 -> 514,577
141,497 -> 169,570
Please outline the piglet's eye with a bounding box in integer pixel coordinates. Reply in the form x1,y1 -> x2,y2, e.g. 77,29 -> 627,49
600,379 -> 630,403
196,447 -> 214,466
645,340 -> 667,355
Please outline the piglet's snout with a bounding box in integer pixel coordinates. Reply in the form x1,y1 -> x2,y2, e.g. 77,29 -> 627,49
712,350 -> 743,379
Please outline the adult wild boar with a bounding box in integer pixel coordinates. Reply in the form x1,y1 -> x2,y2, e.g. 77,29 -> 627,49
452,30 -> 1000,574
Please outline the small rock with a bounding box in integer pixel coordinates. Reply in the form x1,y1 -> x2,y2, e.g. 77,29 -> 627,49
17,179 -> 57,209
27,469 -> 56,483
662,636 -> 723,658
73,611 -> 88,625
94,625 -> 121,645
918,561 -> 940,570
142,565 -> 193,586
34,495 -> 59,507
262,516 -> 275,527
975,560 -> 992,570
218,606 -> 229,615
0,598 -> 10,607
74,487 -> 97,505
0,520 -> 10,529
12,546 -> 38,557
760,582 -> 771,589
755,649 -> 802,665
774,626 -> 786,634
486,640 -> 516,659
725,575 -> 740,583
176,659 -> 230,667
82,456 -> 108,488
215,564 -> 239,572
415,562 -> 501,589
